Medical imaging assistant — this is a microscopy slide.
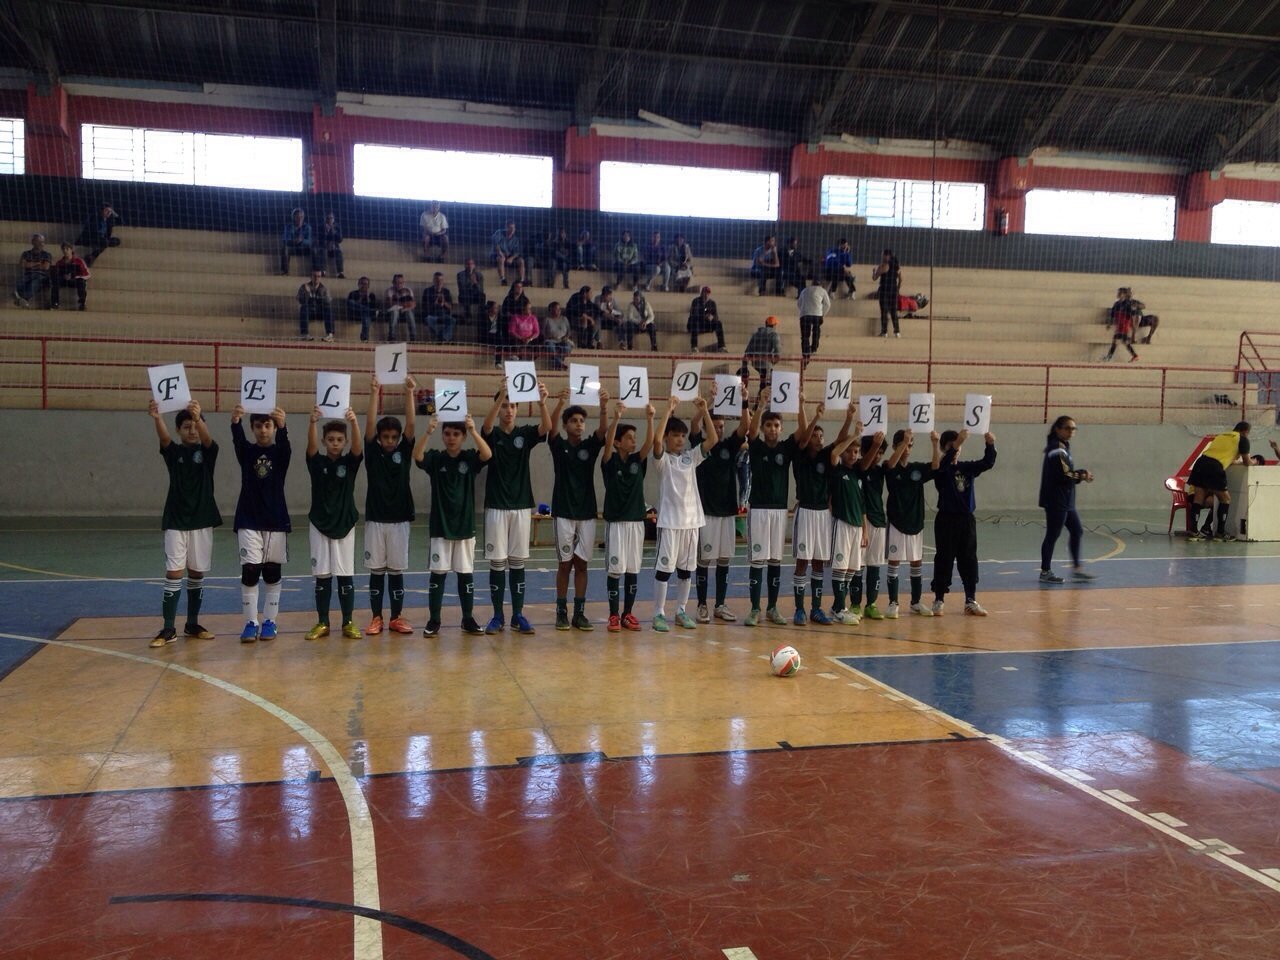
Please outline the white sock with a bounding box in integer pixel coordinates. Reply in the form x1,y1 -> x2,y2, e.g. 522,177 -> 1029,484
241,583 -> 259,623
675,576 -> 692,614
263,582 -> 282,622
654,580 -> 668,618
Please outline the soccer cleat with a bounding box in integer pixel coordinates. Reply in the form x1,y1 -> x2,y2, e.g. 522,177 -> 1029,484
183,623 -> 214,640
696,604 -> 711,624
423,620 -> 441,637
240,621 -> 259,643
366,615 -> 385,636
862,603 -> 884,621
607,614 -> 621,632
832,610 -> 851,625
909,602 -> 934,617
341,622 -> 363,640
1039,570 -> 1065,584
714,604 -> 737,622
461,618 -> 487,636
388,617 -> 413,634
766,607 -> 787,625
809,609 -> 832,625
151,627 -> 178,648
931,601 -> 945,617
572,613 -> 594,631
259,619 -> 278,641
964,600 -> 988,617
485,615 -> 506,635
885,602 -> 900,619
745,608 -> 760,627
793,609 -> 807,626
511,614 -> 536,635
306,623 -> 331,641
1071,568 -> 1097,581
556,609 -> 571,631
621,613 -> 642,631
652,614 -> 670,632
675,610 -> 697,629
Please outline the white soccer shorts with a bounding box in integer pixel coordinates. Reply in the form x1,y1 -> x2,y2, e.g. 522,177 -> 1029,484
656,528 -> 699,574
554,517 -> 596,563
163,528 -> 213,573
831,520 -> 865,572
310,524 -> 356,578
363,520 -> 410,572
748,507 -> 787,563
238,529 -> 288,566
484,508 -> 532,563
792,507 -> 833,562
864,524 -> 887,567
698,515 -> 737,564
429,537 -> 476,574
606,521 -> 645,575
887,524 -> 924,564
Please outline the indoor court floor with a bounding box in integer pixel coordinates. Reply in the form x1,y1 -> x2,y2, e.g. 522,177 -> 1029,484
2,511 -> 1279,959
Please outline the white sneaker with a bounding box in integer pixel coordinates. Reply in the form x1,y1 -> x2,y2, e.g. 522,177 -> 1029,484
932,600 -> 945,617
885,601 -> 900,619
909,602 -> 933,617
696,603 -> 711,624
964,600 -> 988,617
713,604 -> 737,622
833,609 -> 851,624
894,332 -> 900,338
847,609 -> 862,625
322,333 -> 335,342
13,292 -> 28,308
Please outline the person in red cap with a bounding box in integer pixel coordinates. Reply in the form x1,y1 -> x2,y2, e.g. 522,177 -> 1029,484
687,286 -> 726,352
738,315 -> 781,397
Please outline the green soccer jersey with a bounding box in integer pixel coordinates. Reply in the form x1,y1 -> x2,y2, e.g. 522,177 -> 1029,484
602,452 -> 648,522
859,462 -> 888,528
886,461 -> 934,536
792,444 -> 834,510
549,434 -> 604,520
748,436 -> 796,509
363,436 -> 415,523
830,461 -> 865,527
483,423 -> 545,510
307,452 -> 361,539
160,441 -> 223,531
697,433 -> 745,517
418,448 -> 485,539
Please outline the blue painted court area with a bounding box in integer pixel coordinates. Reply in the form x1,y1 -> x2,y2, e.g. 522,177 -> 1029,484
841,642 -> 1280,772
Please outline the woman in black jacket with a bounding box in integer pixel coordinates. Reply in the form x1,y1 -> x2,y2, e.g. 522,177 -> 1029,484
1039,416 -> 1096,583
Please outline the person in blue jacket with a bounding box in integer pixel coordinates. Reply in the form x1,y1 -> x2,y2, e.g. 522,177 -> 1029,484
930,428 -> 996,616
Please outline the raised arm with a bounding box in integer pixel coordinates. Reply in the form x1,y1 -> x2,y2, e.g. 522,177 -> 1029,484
468,414 -> 493,462
887,428 -> 912,469
346,408 -> 362,459
190,400 -> 213,447
653,395 -> 677,460
603,401 -> 625,462
536,382 -> 552,437
639,403 -> 657,460
307,405 -> 321,457
830,420 -> 864,465
593,388 -> 611,442
483,382 -> 506,435
413,417 -> 438,463
735,398 -> 752,438
796,398 -> 824,447
548,387 -> 569,439
149,399 -> 172,448
834,402 -> 855,447
365,374 -> 381,442
402,375 -> 417,441
929,430 -> 941,470
696,396 -> 719,450
745,392 -> 765,442
857,431 -> 884,470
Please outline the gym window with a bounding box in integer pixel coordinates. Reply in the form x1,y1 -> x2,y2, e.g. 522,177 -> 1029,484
353,143 -> 554,207
80,124 -> 304,191
1024,188 -> 1176,241
820,176 -> 985,231
599,161 -> 780,221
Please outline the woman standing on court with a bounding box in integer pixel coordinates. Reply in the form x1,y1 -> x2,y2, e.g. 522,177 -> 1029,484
1039,416 -> 1096,583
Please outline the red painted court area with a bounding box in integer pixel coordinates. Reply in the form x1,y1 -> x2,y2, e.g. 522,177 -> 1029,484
6,739 -> 1280,960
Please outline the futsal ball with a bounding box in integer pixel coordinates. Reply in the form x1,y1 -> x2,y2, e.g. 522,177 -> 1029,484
770,644 -> 802,677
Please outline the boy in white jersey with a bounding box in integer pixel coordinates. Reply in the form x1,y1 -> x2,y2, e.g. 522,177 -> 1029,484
652,394 -> 719,632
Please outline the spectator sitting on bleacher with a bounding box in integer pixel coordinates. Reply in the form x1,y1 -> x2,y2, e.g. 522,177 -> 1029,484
688,286 -> 727,353
346,276 -> 379,342
508,302 -> 540,355
50,242 -> 90,311
645,231 -> 669,292
297,269 -> 334,342
739,315 -> 781,397
1112,286 -> 1161,345
78,202 -> 121,265
671,234 -> 694,292
280,208 -> 319,276
420,201 -> 448,262
456,257 -> 486,325
12,233 -> 52,308
566,285 -> 601,349
546,229 -> 573,289
541,301 -> 573,369
318,212 -> 344,278
423,272 -> 456,343
576,230 -> 598,271
823,239 -> 855,298
620,289 -> 657,351
491,220 -> 526,286
782,237 -> 808,295
595,285 -> 624,335
500,280 -> 531,330
483,300 -> 507,367
1103,287 -> 1139,362
614,231 -> 642,290
751,235 -> 783,297
384,273 -> 417,342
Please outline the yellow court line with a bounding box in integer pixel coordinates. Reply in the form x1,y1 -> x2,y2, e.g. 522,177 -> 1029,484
1093,529 -> 1126,562
0,560 -> 89,579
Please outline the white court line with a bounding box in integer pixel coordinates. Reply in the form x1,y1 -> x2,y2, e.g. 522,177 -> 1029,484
825,654 -> 1280,897
0,631 -> 383,960
841,637 -> 1280,659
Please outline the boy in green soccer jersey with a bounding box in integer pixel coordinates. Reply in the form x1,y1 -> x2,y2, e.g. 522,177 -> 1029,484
790,398 -> 839,626
884,427 -> 941,618
690,397 -> 751,623
306,405 -> 364,640
149,397 -> 221,648
601,400 -> 656,632
854,429 -> 889,620
828,405 -> 869,624
363,374 -> 417,636
414,414 -> 493,637
481,381 -> 553,635
548,387 -> 610,631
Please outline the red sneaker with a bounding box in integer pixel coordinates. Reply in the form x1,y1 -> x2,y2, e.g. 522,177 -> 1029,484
607,614 -> 621,632
365,615 -> 384,636
621,613 -> 642,631
388,617 -> 413,634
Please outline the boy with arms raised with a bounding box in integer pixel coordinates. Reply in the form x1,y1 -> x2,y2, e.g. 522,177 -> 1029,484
931,428 -> 997,616
414,414 -> 493,636
548,387 -> 611,630
854,429 -> 889,620
690,396 -> 751,623
363,374 -> 417,635
884,428 -> 941,618
652,394 -> 718,632
481,382 -> 553,635
149,397 -> 220,648
231,403 -> 290,643
601,400 -> 656,631
790,398 -> 834,625
828,405 -> 869,624
306,404 -> 363,640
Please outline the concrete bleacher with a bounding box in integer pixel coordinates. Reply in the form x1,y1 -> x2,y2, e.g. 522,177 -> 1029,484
0,219 -> 1267,423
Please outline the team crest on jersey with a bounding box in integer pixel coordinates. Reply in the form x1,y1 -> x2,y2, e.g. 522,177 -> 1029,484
513,436 -> 525,449
680,454 -> 693,467
391,451 -> 402,464
816,462 -> 825,474
909,469 -> 922,482
774,453 -> 784,465
953,474 -> 970,493
254,455 -> 272,479
336,465 -> 347,479
628,462 -> 639,475
888,543 -> 899,555
577,448 -> 590,461
719,449 -> 731,460
192,450 -> 203,464
459,462 -> 469,474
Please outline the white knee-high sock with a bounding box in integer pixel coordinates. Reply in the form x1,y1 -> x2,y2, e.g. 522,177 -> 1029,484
241,584 -> 259,623
263,582 -> 282,621
654,580 -> 669,618
676,577 -> 692,614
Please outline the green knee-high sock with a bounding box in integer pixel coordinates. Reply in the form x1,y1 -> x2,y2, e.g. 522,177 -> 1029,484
831,573 -> 847,613
428,572 -> 446,622
715,564 -> 729,606
573,596 -> 586,618
490,567 -> 507,617
459,573 -> 475,619
509,567 -> 527,616
185,579 -> 203,625
624,573 -> 638,614
887,572 -> 899,604
810,577 -> 823,612
607,575 -> 621,616
793,574 -> 807,612
162,578 -> 182,630
369,572 -> 385,617
910,574 -> 922,605
767,564 -> 782,608
850,570 -> 864,608
388,573 -> 405,618
749,565 -> 763,609
866,566 -> 881,604
695,565 -> 709,605
315,577 -> 333,624
1217,502 -> 1230,536
337,576 -> 355,625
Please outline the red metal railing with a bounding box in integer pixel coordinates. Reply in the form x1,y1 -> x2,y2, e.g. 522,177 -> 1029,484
0,332 -> 1256,424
